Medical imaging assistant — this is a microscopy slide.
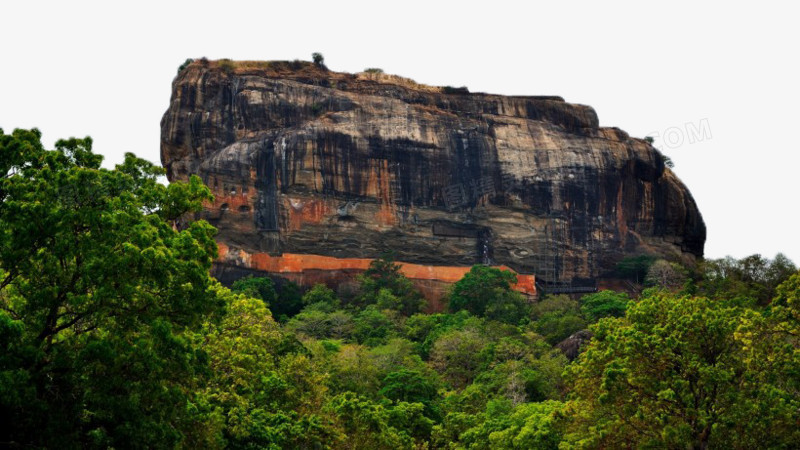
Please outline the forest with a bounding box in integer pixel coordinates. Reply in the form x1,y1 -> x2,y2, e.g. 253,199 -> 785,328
1,128 -> 798,449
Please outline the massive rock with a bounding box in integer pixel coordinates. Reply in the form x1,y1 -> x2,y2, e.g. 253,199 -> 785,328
161,59 -> 705,293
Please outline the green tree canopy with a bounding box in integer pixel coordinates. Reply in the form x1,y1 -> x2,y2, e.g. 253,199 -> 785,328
455,399 -> 565,450
231,275 -> 277,305
0,128 -> 221,447
302,283 -> 340,309
312,52 -> 326,68
530,295 -> 587,345
356,256 -> 426,316
578,290 -> 630,322
379,369 -> 439,409
698,253 -> 797,304
193,285 -> 335,449
563,289 -> 800,449
231,276 -> 304,321
448,265 -> 530,324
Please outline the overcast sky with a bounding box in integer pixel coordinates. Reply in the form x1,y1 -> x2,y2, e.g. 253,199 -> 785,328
2,1 -> 797,263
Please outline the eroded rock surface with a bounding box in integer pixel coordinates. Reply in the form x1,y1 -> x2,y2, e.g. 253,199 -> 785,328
161,60 -> 705,287
556,330 -> 594,361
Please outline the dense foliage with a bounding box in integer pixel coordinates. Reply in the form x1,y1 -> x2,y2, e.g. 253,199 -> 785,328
0,128 -> 219,447
2,128 -> 798,448
564,292 -> 800,449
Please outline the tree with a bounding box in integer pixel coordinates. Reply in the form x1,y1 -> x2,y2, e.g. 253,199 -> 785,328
379,369 -> 441,422
615,254 -> 657,283
368,338 -> 426,378
563,290 -> 800,449
231,275 -> 278,305
177,58 -> 194,74
766,253 -> 797,291
478,335 -> 567,404
729,272 -> 800,449
645,259 -> 687,290
324,392 -> 415,449
429,327 -> 488,389
457,399 -> 565,450
275,280 -> 304,320
533,311 -> 586,346
579,290 -> 629,322
356,256 -> 426,315
287,308 -> 354,340
402,310 -> 473,358
773,268 -> 800,308
231,276 -> 304,321
0,128 -> 220,447
449,265 -> 530,324
312,52 -> 326,68
353,305 -> 399,346
698,254 -> 796,304
326,343 -> 382,397
194,286 -> 335,449
302,283 -> 340,309
530,295 -> 587,345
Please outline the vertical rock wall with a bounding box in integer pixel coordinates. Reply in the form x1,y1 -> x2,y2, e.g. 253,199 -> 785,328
161,60 -> 705,287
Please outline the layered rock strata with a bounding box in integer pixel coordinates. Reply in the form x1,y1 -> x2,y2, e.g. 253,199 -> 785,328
161,59 -> 705,294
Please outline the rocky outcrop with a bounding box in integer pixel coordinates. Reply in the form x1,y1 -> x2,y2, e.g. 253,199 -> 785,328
161,59 -> 705,290
556,330 -> 594,360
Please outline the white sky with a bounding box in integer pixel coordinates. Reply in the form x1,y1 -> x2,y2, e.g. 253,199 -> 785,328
2,1 -> 798,263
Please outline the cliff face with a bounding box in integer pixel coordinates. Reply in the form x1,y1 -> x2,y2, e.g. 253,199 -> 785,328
161,60 -> 705,288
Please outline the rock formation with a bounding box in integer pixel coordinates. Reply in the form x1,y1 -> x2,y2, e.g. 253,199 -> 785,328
161,59 -> 705,295
556,330 -> 595,361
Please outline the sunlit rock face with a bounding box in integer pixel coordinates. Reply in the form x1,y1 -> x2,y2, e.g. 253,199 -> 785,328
161,59 -> 705,290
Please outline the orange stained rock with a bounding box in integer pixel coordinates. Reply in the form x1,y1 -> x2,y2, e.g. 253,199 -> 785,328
511,272 -> 537,296
202,175 -> 256,213
210,187 -> 253,212
286,198 -> 331,231
217,243 -> 535,296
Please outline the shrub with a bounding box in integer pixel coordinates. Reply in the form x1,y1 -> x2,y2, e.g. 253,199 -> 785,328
218,58 -> 235,74
364,68 -> 384,74
312,52 -> 326,69
177,58 -> 194,74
